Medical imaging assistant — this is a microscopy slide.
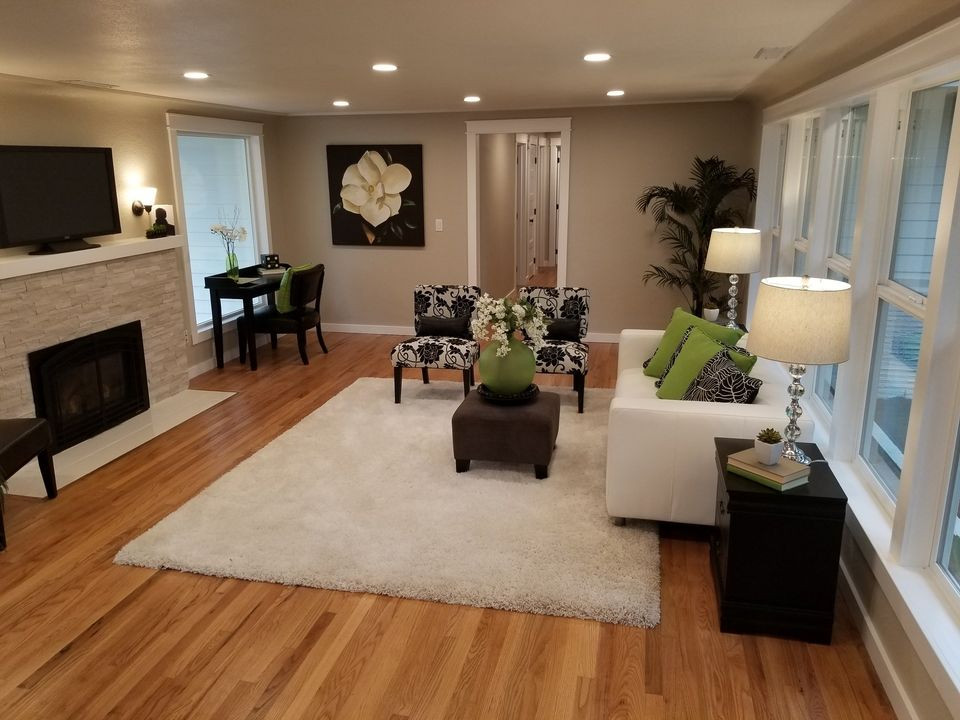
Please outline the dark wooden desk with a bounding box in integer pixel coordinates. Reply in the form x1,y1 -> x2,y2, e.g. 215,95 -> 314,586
204,265 -> 285,370
712,437 -> 847,644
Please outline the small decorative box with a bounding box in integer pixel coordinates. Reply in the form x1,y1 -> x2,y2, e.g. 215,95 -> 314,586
260,253 -> 280,269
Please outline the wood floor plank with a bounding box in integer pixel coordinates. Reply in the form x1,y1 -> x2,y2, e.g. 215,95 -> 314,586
0,332 -> 895,719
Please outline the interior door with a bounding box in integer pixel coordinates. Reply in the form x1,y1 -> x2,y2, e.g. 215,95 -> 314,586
515,142 -> 526,288
526,139 -> 538,279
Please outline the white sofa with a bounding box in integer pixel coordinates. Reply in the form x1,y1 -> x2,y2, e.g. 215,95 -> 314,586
605,329 -> 814,526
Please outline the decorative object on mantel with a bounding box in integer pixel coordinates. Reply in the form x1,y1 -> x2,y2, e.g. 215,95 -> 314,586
210,209 -> 248,282
145,207 -> 176,238
747,276 -> 852,464
327,145 -> 424,246
754,427 -> 783,466
636,156 -> 757,317
471,294 -> 547,397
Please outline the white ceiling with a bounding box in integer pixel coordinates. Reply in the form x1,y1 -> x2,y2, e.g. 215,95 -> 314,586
0,0 -> 851,115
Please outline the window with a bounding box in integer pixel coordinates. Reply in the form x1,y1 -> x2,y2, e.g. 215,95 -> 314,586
861,302 -> 922,498
167,114 -> 270,336
791,117 -> 820,276
941,438 -> 960,589
792,249 -> 807,275
889,82 -> 957,296
834,105 -> 869,259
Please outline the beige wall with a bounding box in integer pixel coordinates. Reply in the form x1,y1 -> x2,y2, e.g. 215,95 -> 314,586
274,101 -> 759,334
0,75 -> 283,368
477,133 -> 516,299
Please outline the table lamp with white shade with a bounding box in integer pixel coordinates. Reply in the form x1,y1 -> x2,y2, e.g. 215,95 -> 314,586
705,227 -> 762,328
747,276 -> 852,464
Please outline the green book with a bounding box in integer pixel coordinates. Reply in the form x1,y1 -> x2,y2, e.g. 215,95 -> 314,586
727,463 -> 809,491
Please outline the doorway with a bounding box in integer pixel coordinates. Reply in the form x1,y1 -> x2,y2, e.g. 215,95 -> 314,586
466,118 -> 571,290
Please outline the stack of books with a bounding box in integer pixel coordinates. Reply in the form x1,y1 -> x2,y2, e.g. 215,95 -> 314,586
726,448 -> 811,491
257,265 -> 286,277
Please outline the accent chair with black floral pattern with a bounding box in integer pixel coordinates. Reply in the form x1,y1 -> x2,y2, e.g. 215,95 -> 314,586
391,284 -> 481,403
518,286 -> 591,413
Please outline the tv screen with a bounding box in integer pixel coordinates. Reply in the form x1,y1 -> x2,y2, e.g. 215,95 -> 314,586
0,145 -> 122,250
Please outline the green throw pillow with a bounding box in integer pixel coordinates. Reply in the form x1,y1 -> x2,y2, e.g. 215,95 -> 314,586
656,327 -> 726,399
276,264 -> 313,313
643,308 -> 744,378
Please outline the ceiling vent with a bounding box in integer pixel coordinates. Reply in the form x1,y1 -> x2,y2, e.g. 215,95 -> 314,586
753,46 -> 792,61
57,79 -> 118,90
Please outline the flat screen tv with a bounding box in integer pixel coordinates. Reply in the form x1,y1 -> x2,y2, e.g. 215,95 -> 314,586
0,145 -> 122,254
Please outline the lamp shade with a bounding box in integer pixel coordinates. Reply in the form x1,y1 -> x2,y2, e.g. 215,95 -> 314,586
747,276 -> 852,365
140,187 -> 158,206
705,227 -> 762,274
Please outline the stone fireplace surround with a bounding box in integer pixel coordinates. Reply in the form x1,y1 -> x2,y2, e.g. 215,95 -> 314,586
0,238 -> 190,421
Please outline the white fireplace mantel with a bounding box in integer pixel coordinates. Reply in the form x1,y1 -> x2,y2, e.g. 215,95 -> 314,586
0,235 -> 185,280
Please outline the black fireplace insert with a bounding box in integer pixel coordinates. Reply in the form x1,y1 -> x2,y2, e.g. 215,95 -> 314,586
28,321 -> 150,453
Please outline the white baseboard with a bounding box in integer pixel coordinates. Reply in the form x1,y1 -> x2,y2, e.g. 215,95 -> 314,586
188,334 -> 274,379
838,557 -> 919,720
584,332 -> 620,343
323,323 -> 415,335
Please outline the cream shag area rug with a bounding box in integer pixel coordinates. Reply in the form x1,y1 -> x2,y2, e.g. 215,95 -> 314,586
116,378 -> 660,627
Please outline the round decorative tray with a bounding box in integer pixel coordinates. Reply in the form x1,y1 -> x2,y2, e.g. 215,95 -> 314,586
477,383 -> 540,405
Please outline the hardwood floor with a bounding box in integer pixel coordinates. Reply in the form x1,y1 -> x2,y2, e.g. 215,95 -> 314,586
527,265 -> 557,288
0,333 -> 894,719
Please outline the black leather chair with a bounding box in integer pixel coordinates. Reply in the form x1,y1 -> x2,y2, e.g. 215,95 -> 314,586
0,418 -> 58,551
237,264 -> 328,365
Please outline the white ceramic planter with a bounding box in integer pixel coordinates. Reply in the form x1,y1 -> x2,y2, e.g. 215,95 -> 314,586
702,308 -> 720,322
754,439 -> 783,466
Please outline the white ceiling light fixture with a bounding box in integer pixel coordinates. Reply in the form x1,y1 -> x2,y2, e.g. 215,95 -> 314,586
463,95 -> 481,103
606,89 -> 625,97
583,52 -> 611,63
183,71 -> 209,80
372,63 -> 398,72
332,99 -> 350,107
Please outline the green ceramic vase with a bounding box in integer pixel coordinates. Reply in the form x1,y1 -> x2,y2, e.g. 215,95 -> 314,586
479,337 -> 536,395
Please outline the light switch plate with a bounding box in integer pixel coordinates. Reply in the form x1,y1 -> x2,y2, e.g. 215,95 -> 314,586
434,218 -> 443,232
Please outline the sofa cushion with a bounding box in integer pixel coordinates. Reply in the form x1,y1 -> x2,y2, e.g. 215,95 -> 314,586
681,352 -> 763,403
656,327 -> 727,399
643,307 -> 744,377
545,317 -> 580,341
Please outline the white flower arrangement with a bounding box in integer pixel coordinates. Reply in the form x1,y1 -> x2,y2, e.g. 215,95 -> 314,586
210,208 -> 248,253
471,294 -> 548,357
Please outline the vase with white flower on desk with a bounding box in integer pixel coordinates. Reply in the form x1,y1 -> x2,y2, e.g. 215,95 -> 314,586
210,210 -> 248,282
470,295 -> 548,400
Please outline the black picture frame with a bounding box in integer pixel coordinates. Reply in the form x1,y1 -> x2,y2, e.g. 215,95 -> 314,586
326,144 -> 425,246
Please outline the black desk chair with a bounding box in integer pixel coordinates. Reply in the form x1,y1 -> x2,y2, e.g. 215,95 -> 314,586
237,264 -> 328,365
0,418 -> 58,551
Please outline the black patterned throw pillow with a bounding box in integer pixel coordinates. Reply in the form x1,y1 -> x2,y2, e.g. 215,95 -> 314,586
681,351 -> 762,403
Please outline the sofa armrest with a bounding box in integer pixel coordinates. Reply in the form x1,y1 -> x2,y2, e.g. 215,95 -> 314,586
618,329 -> 662,375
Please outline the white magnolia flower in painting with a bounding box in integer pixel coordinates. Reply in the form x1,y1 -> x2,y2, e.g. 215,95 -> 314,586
340,150 -> 412,227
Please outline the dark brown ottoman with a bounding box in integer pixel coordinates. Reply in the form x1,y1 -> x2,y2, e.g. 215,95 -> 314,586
451,390 -> 561,479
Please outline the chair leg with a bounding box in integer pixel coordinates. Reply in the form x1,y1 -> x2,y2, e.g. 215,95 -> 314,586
394,366 -> 403,403
0,505 -> 5,551
316,322 -> 329,353
469,366 -> 475,386
270,332 -> 278,349
38,449 -> 58,499
422,368 -> 430,384
297,329 -> 309,365
574,371 -> 585,414
237,322 -> 246,365
462,369 -> 471,397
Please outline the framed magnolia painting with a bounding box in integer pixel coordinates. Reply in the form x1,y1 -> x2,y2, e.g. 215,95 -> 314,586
326,144 -> 425,246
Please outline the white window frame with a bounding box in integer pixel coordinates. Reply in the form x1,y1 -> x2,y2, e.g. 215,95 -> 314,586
166,114 -> 273,344
752,39 -> 960,710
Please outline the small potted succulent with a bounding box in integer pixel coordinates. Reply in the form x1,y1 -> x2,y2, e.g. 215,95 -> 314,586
755,427 -> 783,466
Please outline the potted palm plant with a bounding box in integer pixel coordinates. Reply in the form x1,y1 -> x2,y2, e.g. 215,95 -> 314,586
637,156 -> 757,317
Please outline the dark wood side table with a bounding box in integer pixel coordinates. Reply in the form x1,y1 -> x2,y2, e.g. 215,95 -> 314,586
712,437 -> 847,644
204,265 -> 286,371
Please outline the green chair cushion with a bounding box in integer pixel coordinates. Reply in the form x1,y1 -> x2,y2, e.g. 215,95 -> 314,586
643,307 -> 744,378
276,264 -> 313,314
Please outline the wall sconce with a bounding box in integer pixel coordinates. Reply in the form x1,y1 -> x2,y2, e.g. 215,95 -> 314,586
132,187 -> 158,217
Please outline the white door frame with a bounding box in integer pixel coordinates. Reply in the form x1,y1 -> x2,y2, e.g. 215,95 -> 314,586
466,117 -> 571,287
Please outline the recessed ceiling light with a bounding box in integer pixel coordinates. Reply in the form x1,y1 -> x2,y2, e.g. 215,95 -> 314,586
584,52 -> 611,63
372,63 -> 398,72
606,89 -> 625,97
333,100 -> 350,107
183,71 -> 209,80
463,95 -> 481,103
